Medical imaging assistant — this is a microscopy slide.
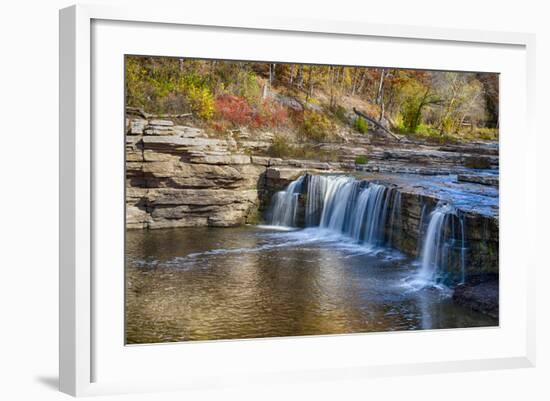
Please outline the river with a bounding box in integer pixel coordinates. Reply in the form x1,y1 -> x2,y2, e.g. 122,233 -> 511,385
126,224 -> 497,344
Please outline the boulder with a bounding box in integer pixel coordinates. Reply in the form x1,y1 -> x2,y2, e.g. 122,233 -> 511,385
457,173 -> 499,187
453,276 -> 499,319
464,155 -> 491,169
127,118 -> 147,135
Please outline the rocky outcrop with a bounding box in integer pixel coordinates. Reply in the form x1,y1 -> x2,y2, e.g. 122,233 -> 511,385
393,190 -> 499,275
453,275 -> 499,318
126,114 -> 265,229
125,113 -> 349,229
457,173 -> 499,187
319,134 -> 499,175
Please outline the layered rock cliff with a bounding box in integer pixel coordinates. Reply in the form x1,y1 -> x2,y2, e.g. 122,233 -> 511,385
125,112 -> 343,229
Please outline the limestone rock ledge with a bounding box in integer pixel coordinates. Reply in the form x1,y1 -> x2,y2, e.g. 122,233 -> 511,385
125,115 -> 346,229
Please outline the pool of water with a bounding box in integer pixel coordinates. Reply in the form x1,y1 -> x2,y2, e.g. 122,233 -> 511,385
126,225 -> 497,344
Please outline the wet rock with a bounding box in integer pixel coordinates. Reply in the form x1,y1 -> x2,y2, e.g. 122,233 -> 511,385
464,156 -> 491,169
453,276 -> 499,319
457,173 -> 499,187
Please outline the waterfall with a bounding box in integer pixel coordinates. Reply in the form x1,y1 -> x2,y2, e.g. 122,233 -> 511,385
269,176 -> 305,227
387,191 -> 401,247
269,175 -> 401,247
416,202 -> 466,285
269,174 -> 469,285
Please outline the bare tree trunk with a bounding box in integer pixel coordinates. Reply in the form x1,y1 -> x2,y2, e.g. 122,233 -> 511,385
356,70 -> 367,94
377,69 -> 386,122
351,68 -> 359,95
270,64 -> 276,85
376,68 -> 386,105
329,66 -> 335,108
379,100 -> 385,123
306,66 -> 314,103
339,67 -> 346,88
296,65 -> 304,88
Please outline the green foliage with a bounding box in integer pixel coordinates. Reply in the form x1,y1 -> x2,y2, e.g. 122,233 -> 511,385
415,123 -> 440,137
125,57 -> 152,108
333,105 -> 349,124
125,56 -> 215,119
301,110 -> 333,142
401,97 -> 423,132
267,136 -> 338,161
398,80 -> 427,133
268,136 -> 293,158
353,117 -> 369,134
473,127 -> 499,140
236,70 -> 262,106
354,155 -> 369,165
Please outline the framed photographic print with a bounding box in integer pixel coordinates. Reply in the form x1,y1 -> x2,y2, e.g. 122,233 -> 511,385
59,4 -> 536,396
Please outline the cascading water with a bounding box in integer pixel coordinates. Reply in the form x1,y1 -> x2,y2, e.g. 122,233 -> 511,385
416,202 -> 467,286
269,176 -> 305,227
387,191 -> 402,247
268,174 -> 469,287
269,175 -> 401,247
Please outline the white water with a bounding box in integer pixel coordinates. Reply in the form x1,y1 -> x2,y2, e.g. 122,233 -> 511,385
269,176 -> 305,227
269,175 -> 400,247
416,202 -> 466,286
269,174 -> 468,287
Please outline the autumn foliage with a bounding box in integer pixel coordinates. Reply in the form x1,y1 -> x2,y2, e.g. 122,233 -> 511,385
214,95 -> 289,130
126,56 -> 499,142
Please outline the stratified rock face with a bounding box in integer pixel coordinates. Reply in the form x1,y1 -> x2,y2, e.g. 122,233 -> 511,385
457,173 -> 499,187
392,191 -> 498,275
126,115 -> 266,229
125,114 -> 346,229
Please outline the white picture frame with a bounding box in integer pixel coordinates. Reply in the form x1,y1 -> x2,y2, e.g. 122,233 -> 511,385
59,4 -> 536,397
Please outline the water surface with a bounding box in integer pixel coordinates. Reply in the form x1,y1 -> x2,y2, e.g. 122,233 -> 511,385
126,226 -> 497,344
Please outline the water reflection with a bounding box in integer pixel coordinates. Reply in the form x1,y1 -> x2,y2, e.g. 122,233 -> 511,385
126,226 -> 497,344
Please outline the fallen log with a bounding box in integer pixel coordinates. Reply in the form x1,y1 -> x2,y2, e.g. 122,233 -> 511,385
125,106 -> 193,120
353,107 -> 402,142
149,112 -> 193,119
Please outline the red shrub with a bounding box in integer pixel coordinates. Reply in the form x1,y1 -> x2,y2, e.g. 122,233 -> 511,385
214,95 -> 290,129
258,100 -> 289,128
214,95 -> 254,126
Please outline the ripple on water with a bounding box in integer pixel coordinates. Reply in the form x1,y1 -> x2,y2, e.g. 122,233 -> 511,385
125,225 -> 497,343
